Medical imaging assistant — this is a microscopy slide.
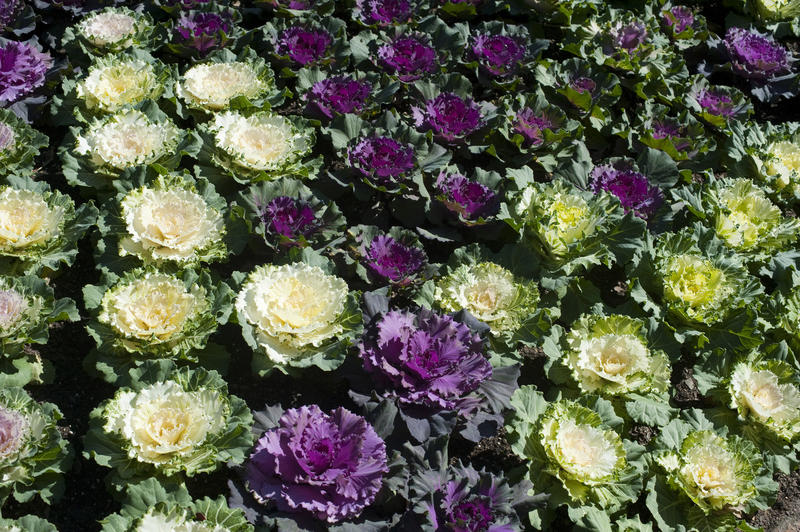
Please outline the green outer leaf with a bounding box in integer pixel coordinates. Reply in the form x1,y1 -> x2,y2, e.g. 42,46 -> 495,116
0,108 -> 48,179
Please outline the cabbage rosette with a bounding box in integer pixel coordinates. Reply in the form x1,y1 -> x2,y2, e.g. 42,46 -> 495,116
647,409 -> 777,532
97,172 -> 229,270
0,108 -> 48,179
62,6 -> 158,58
505,386 -> 646,529
63,104 -> 200,191
233,177 -> 346,255
0,176 -> 97,275
325,109 -> 450,198
83,267 -> 233,382
55,51 -> 173,124
353,299 -> 519,443
84,360 -> 253,483
346,224 -> 436,290
430,165 -> 503,227
504,173 -> 647,282
0,386 -> 72,506
234,254 -> 361,376
630,225 -> 764,349
493,89 -> 583,171
230,403 -> 406,531
100,477 -> 253,532
656,3 -> 709,50
165,8 -> 243,60
0,274 -> 78,386
766,280 -> 800,356
420,243 -> 557,362
261,17 -> 349,71
197,109 -> 317,185
0,516 -> 58,532
463,22 -> 549,89
693,343 -> 800,473
545,312 -> 676,427
534,57 -> 622,130
295,67 -> 396,121
674,177 -> 800,266
683,75 -> 753,129
174,48 -> 281,115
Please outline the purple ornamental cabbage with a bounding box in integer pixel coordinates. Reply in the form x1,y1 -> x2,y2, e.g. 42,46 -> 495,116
590,164 -> 663,220
268,0 -> 313,9
471,34 -> 526,77
513,108 -> 556,147
359,309 -> 491,414
247,405 -> 389,524
697,89 -> 737,117
363,234 -> 427,285
607,21 -> 648,53
262,196 -> 319,245
662,6 -> 694,34
277,27 -> 333,66
306,76 -> 371,118
435,172 -> 499,221
357,0 -> 412,25
413,93 -> 484,142
378,36 -> 437,82
651,120 -> 692,152
0,41 -> 52,105
570,76 -> 596,94
174,12 -> 231,54
348,136 -> 416,184
0,0 -> 21,29
724,27 -> 791,80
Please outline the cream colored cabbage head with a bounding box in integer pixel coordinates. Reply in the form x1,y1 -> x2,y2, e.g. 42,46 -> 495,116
662,253 -> 732,323
78,9 -> 137,47
729,361 -> 800,440
0,188 -> 64,252
715,178 -> 788,251
105,380 -> 226,464
77,58 -> 160,112
210,111 -> 308,172
177,62 -> 267,110
120,186 -> 224,263
75,110 -> 181,170
235,263 -> 348,363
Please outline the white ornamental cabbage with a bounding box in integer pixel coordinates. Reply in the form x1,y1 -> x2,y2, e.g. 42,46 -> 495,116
98,272 -> 207,353
177,62 -> 268,111
539,401 -> 627,489
236,263 -> 349,364
656,429 -> 759,512
75,110 -> 181,171
209,111 -> 311,174
434,261 -> 540,334
104,380 -> 227,465
77,56 -> 163,112
661,253 -> 733,325
78,7 -> 150,50
135,509 -> 230,532
119,183 -> 225,265
729,360 -> 800,440
565,314 -> 670,395
0,188 -> 64,254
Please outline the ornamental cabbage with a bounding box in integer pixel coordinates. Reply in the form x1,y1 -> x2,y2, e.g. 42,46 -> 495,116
723,27 -> 792,80
74,109 -> 181,171
0,41 -> 52,105
355,0 -> 412,26
361,233 -> 427,287
347,136 -> 416,185
0,387 -> 71,506
235,262 -> 357,371
118,174 -> 226,266
753,0 -> 800,20
246,405 -> 388,524
176,59 -> 273,111
204,110 -> 314,181
471,33 -> 526,78
434,261 -> 539,335
0,108 -> 48,179
276,26 -> 333,66
564,314 -> 670,396
378,34 -> 438,82
729,358 -> 800,441
435,171 -> 500,222
306,75 -> 372,119
76,55 -> 165,113
589,162 -> 663,220
0,187 -> 63,256
765,138 -> 800,195
412,92 -> 484,143
85,362 -> 253,480
173,12 -> 233,56
76,7 -> 153,51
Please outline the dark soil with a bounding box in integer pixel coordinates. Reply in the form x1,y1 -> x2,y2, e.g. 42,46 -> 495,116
751,469 -> 800,532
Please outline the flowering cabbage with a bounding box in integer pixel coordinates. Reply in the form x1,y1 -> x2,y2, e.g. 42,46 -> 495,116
434,170 -> 501,223
201,110 -> 315,183
724,27 -> 792,80
378,34 -> 438,82
506,387 -> 645,527
304,75 -> 372,119
357,306 -> 517,442
648,411 -> 776,532
0,40 -> 52,105
100,477 -> 253,532
659,4 -> 708,48
0,107 -> 47,178
84,361 -> 253,481
0,178 -> 96,275
175,51 -> 276,112
85,268 -> 231,371
0,0 -> 22,32
235,261 -> 360,374
412,92 -> 485,143
171,11 -> 234,57
589,161 -> 663,220
347,136 -> 416,186
75,54 -> 168,113
72,109 -> 182,173
684,76 -> 752,128
276,25 -> 334,66
117,173 -> 227,266
729,358 -> 800,441
753,0 -> 800,20
0,387 -> 71,506
74,7 -> 155,52
354,0 -> 413,26
246,405 -> 388,524
348,224 -> 431,288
